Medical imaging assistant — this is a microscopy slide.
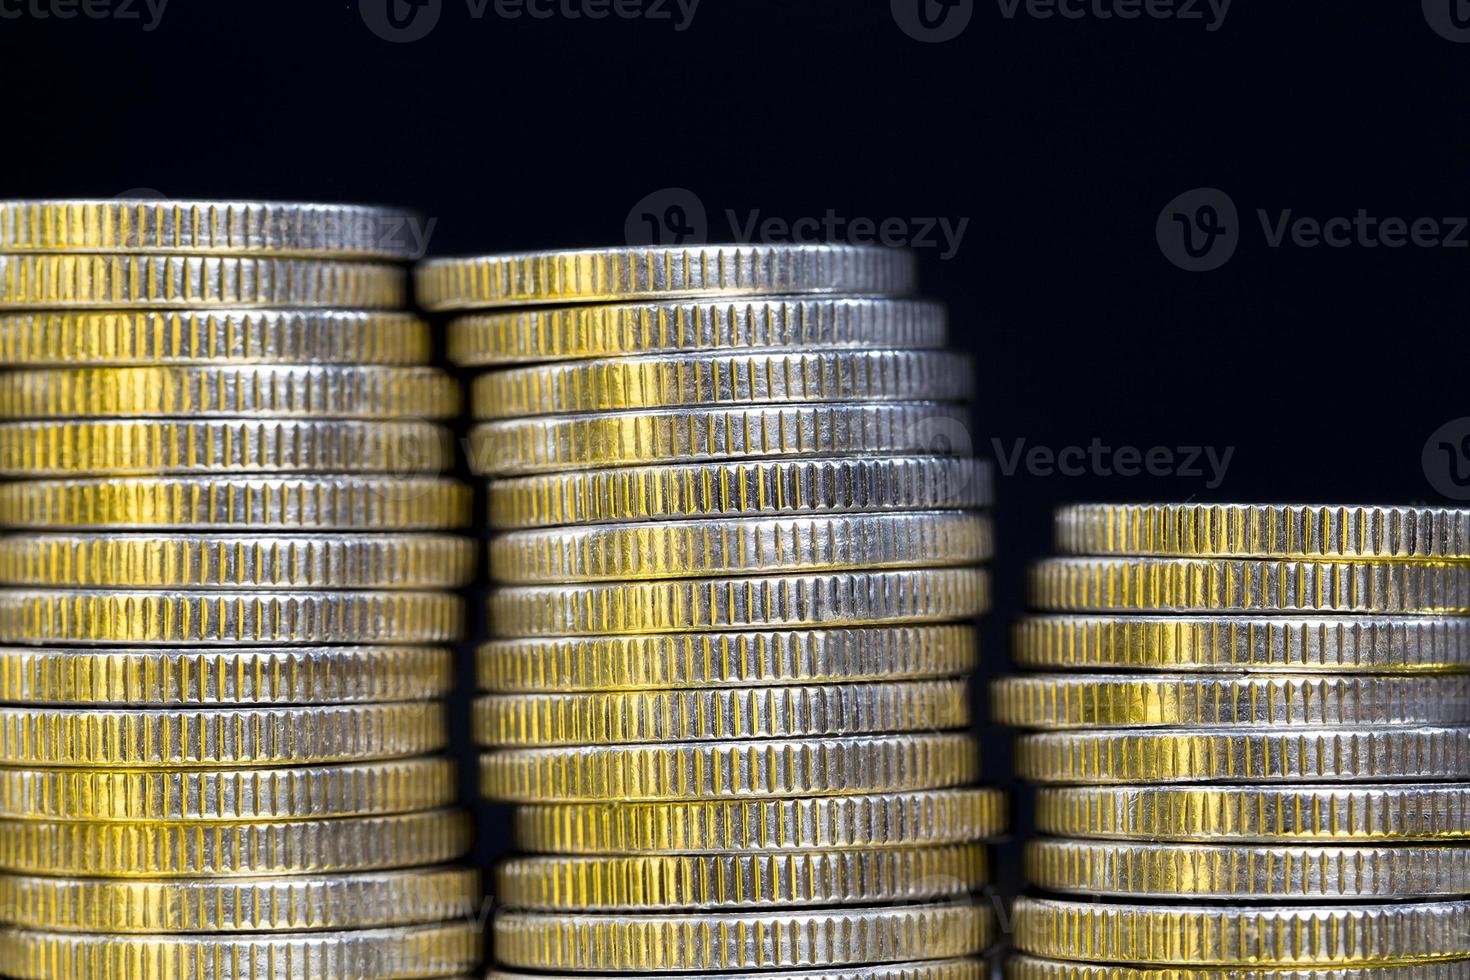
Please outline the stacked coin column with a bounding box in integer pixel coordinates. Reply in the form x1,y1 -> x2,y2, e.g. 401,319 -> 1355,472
0,200 -> 482,978
419,243 -> 1007,979
994,503 -> 1470,979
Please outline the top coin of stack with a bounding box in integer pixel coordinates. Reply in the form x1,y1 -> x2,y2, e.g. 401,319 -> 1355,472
425,243 -> 1003,979
994,503 -> 1470,980
0,199 -> 481,980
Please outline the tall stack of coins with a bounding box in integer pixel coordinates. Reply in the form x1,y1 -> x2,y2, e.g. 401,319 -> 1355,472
420,243 -> 1005,979
994,503 -> 1470,979
0,200 -> 482,978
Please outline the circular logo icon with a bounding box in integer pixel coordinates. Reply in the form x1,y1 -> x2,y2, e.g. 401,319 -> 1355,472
1423,0 -> 1470,41
1156,187 -> 1239,272
360,0 -> 442,43
625,187 -> 709,246
1423,417 -> 1470,500
891,0 -> 974,43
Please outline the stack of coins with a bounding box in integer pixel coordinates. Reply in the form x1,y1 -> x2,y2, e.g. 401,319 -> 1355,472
0,200 -> 482,978
420,243 -> 1005,979
994,503 -> 1470,980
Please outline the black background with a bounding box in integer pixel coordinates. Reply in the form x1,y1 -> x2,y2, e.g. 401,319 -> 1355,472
4,0 -> 1470,914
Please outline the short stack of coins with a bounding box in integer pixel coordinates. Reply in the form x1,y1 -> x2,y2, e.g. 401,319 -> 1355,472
0,200 -> 483,978
420,243 -> 1006,980
993,503 -> 1470,980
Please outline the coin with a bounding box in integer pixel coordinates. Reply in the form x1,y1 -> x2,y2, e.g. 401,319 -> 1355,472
1006,956 -> 1470,980
0,200 -> 427,259
493,901 -> 991,972
0,809 -> 470,876
0,588 -> 462,644
0,757 -> 456,821
0,365 -> 460,419
0,254 -> 405,309
1026,838 -> 1470,899
1055,503 -> 1470,560
1011,615 -> 1470,673
489,964 -> 987,980
991,673 -> 1470,728
488,456 -> 992,530
473,349 -> 974,419
475,680 -> 969,746
1012,896 -> 1470,966
447,297 -> 947,366
469,402 -> 971,477
0,418 -> 452,476
0,922 -> 481,980
1029,557 -> 1470,614
481,733 -> 978,803
514,789 -> 1007,854
0,476 -> 471,530
0,702 -> 445,767
416,244 -> 917,310
488,512 -> 991,583
1035,783 -> 1470,842
0,309 -> 430,366
489,568 -> 988,637
478,626 -> 977,693
0,645 -> 452,705
0,533 -> 474,590
0,866 -> 480,932
1015,726 -> 1470,784
495,844 -> 987,910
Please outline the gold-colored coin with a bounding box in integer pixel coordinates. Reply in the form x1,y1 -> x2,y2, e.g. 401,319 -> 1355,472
469,402 -> 971,477
479,626 -> 977,693
0,418 -> 451,477
0,533 -> 474,590
1012,615 -> 1470,673
447,296 -> 947,366
475,680 -> 969,747
0,365 -> 459,419
1056,503 -> 1470,559
0,702 -> 444,768
514,789 -> 1007,854
472,349 -> 974,419
0,254 -> 404,309
991,673 -> 1470,729
0,809 -> 470,877
1026,838 -> 1470,899
489,568 -> 988,637
490,964 -> 988,980
416,243 -> 916,310
0,922 -> 481,980
0,645 -> 451,705
0,588 -> 462,644
1006,956 -> 1470,980
1012,896 -> 1470,966
488,512 -> 991,583
1036,783 -> 1470,842
0,866 -> 480,932
1029,556 -> 1470,614
0,309 -> 430,366
0,757 -> 455,822
495,844 -> 987,910
493,901 -> 991,972
0,475 -> 471,530
1016,726 -> 1470,785
489,456 -> 992,530
481,733 -> 978,803
0,200 -> 426,259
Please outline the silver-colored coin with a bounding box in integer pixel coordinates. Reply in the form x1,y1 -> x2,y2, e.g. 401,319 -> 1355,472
1006,955 -> 1470,980
489,963 -> 987,980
